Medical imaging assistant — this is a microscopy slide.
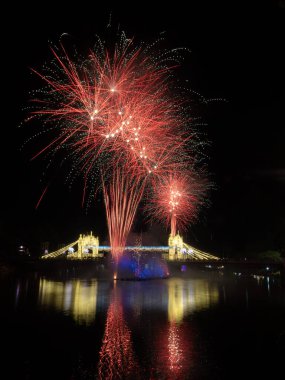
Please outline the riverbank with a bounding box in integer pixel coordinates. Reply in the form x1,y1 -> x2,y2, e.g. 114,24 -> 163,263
1,255 -> 284,284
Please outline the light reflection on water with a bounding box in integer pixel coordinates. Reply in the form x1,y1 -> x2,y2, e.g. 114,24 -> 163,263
5,273 -> 284,379
35,277 -> 220,378
98,287 -> 139,380
37,277 -> 219,326
38,278 -> 98,325
167,279 -> 219,323
34,277 -> 220,378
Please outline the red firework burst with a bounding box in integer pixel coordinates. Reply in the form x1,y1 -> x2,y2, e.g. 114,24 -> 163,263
30,39 -> 187,178
146,172 -> 207,237
28,33 -> 200,263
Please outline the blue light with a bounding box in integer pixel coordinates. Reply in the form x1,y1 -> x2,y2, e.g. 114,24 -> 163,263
117,252 -> 169,279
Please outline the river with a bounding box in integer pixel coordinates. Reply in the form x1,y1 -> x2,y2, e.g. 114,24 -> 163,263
0,270 -> 284,379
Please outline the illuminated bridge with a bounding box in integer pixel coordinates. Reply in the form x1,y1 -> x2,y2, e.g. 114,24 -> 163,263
41,232 -> 219,261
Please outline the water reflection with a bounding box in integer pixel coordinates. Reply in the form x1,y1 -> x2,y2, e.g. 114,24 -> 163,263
37,277 -> 219,326
2,271 -> 283,380
167,322 -> 190,378
153,278 -> 219,379
155,320 -> 193,379
98,287 -> 138,379
38,278 -> 98,325
36,277 -> 220,378
167,278 -> 219,323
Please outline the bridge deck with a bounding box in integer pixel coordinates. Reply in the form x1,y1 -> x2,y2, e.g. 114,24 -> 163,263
41,234 -> 219,261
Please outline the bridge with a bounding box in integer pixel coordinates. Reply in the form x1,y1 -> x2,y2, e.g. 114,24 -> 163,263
41,232 -> 219,261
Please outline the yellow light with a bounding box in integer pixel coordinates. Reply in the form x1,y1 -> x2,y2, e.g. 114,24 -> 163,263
91,109 -> 99,120
39,278 -> 98,326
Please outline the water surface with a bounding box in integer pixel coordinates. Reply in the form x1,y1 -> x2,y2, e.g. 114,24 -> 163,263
1,271 -> 284,379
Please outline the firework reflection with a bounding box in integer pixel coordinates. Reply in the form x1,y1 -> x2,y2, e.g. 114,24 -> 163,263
98,287 -> 139,379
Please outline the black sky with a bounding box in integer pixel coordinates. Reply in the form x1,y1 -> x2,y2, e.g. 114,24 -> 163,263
1,2 -> 284,256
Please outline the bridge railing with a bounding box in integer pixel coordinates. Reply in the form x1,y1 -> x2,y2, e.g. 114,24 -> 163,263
183,243 -> 219,261
98,246 -> 170,251
41,240 -> 78,259
41,241 -> 220,261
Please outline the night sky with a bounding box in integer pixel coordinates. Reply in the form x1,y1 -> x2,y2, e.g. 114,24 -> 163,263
1,2 -> 284,256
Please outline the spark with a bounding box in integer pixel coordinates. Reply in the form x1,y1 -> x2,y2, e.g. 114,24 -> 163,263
146,173 -> 208,236
26,32 -> 206,265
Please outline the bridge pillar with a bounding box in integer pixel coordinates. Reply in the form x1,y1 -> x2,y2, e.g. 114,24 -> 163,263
168,234 -> 184,260
78,234 -> 83,258
77,232 -> 100,258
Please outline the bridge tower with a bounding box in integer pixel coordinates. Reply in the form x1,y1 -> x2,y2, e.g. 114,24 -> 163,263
168,233 -> 184,260
77,232 -> 99,258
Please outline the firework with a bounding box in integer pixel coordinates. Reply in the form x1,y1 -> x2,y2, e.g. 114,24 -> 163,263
27,32 -> 199,263
146,172 -> 207,237
102,166 -> 145,266
30,38 -> 186,177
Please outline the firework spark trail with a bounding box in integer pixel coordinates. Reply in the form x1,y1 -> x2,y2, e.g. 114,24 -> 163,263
146,173 -> 207,237
103,167 -> 145,268
35,185 -> 49,209
31,40 -> 189,178
28,33 -> 201,263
